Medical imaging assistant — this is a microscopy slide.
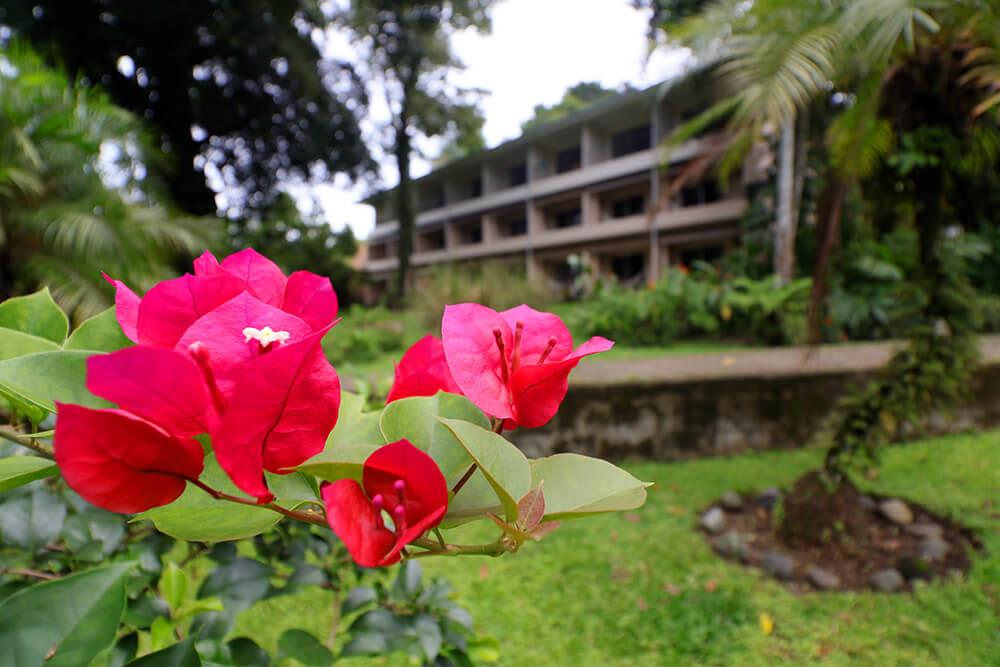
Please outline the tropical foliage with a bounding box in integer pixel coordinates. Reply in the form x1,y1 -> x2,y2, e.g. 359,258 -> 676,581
0,44 -> 211,318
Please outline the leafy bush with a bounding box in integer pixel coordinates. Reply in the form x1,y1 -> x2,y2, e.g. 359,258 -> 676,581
571,266 -> 810,347
323,306 -> 406,365
411,262 -> 553,329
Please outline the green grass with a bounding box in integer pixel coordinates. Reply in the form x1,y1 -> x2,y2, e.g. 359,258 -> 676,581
236,431 -> 1000,666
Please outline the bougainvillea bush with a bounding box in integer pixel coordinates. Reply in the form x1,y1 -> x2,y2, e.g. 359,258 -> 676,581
0,249 -> 649,665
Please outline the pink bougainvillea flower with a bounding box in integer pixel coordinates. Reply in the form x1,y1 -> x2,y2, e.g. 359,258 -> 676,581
54,403 -> 204,513
104,248 -> 339,348
442,303 -> 613,428
212,325 -> 341,502
86,346 -> 220,437
323,439 -> 447,567
385,335 -> 461,404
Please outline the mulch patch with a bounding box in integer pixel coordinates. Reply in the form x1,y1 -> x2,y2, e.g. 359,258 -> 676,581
701,484 -> 982,593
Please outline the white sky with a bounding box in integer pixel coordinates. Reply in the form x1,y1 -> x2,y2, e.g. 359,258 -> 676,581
294,0 -> 688,239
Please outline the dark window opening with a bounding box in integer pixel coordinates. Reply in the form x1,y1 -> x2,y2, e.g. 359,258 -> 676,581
611,124 -> 651,158
457,224 -> 482,245
499,217 -> 527,237
678,244 -> 724,267
610,194 -> 645,219
552,207 -> 582,229
508,163 -> 527,187
611,254 -> 646,281
680,181 -> 721,207
369,243 -> 387,260
419,228 -> 445,251
555,145 -> 581,173
470,178 -> 482,199
419,186 -> 445,212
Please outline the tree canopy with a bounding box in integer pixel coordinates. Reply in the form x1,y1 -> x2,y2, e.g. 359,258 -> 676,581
0,0 -> 372,217
521,81 -> 629,132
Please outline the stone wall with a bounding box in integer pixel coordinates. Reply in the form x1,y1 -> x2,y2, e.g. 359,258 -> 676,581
517,360 -> 1000,461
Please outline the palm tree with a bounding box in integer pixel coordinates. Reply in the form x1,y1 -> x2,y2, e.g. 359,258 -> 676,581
0,43 -> 214,318
660,1 -> 1000,523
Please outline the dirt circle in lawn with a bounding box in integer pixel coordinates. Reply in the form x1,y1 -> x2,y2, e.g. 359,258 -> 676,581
699,471 -> 981,593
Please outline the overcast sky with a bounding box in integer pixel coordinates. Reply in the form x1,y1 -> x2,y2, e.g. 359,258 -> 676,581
297,0 -> 688,239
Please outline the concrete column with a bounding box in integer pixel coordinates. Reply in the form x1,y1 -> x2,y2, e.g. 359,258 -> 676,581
582,125 -> 603,166
648,232 -> 660,284
527,147 -> 545,182
527,199 -> 545,236
443,219 -> 458,253
483,163 -> 500,195
525,249 -> 542,283
482,213 -> 498,243
582,190 -> 600,225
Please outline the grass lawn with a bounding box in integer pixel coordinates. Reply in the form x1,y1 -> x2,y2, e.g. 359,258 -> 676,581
235,431 -> 1000,666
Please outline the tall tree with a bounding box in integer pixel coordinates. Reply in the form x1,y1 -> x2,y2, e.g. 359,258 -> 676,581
0,44 -> 212,316
1,0 -> 371,217
521,82 -> 628,132
661,0 -> 1000,529
331,0 -> 494,304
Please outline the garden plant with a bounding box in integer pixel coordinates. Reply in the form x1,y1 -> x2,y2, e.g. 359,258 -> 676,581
0,248 -> 649,665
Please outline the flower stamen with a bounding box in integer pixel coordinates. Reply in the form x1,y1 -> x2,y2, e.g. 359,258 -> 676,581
242,326 -> 290,348
512,321 -> 524,372
492,327 -> 510,384
537,336 -> 558,364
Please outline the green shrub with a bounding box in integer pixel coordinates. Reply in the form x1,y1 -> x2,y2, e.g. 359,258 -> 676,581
323,306 -> 406,364
411,262 -> 554,328
571,266 -> 810,347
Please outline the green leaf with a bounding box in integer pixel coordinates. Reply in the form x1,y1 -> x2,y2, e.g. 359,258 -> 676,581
295,392 -> 384,482
0,562 -> 133,667
437,418 -> 531,522
277,629 -> 333,666
529,454 -> 651,520
197,558 -> 272,614
0,486 -> 67,551
226,638 -> 270,667
379,393 -> 488,483
328,391 -> 385,447
0,456 -> 58,492
64,307 -> 132,352
126,639 -> 202,666
0,288 -> 68,344
0,327 -> 59,361
296,441 -> 380,483
341,587 -> 376,615
139,454 -> 313,542
0,350 -> 111,421
159,563 -> 189,613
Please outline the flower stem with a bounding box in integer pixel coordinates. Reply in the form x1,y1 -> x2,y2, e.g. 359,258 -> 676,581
0,428 -> 55,459
451,463 -> 478,494
408,536 -> 508,558
188,479 -> 328,526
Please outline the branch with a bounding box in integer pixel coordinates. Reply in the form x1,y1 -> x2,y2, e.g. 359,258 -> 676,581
188,479 -> 328,527
2,567 -> 59,581
0,428 -> 54,459
408,535 -> 508,559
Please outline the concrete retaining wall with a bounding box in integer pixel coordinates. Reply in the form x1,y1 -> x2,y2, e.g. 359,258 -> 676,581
516,339 -> 1000,460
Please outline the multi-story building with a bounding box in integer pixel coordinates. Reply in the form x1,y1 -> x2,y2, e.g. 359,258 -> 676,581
361,76 -> 752,293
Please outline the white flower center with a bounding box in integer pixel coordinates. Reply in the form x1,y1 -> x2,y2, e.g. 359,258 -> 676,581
242,326 -> 290,348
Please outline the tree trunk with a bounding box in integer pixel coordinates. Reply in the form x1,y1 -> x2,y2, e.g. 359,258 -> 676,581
774,119 -> 797,283
392,101 -> 414,307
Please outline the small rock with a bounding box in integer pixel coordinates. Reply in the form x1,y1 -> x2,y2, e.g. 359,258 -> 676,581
906,522 -> 943,539
762,551 -> 796,580
858,494 -> 876,511
870,568 -> 904,592
755,487 -> 782,510
878,499 -> 914,525
806,566 -> 841,590
700,507 -> 726,534
720,491 -> 743,511
713,531 -> 749,560
918,536 -> 950,562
